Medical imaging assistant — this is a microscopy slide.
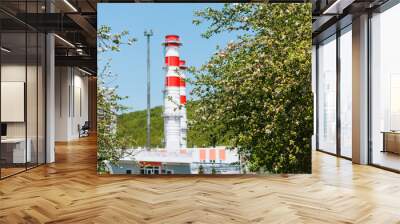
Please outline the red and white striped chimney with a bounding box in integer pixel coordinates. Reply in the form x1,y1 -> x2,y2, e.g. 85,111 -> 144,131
179,60 -> 188,148
163,35 -> 182,152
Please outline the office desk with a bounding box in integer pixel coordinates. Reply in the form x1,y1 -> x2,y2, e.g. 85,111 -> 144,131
382,131 -> 400,154
1,138 -> 31,163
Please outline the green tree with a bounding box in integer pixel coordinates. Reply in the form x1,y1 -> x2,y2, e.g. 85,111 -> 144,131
97,25 -> 136,173
191,3 -> 313,173
115,100 -> 231,148
198,165 -> 204,174
211,166 -> 217,175
117,106 -> 164,148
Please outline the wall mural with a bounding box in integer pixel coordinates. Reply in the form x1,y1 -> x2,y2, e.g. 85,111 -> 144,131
97,3 -> 313,175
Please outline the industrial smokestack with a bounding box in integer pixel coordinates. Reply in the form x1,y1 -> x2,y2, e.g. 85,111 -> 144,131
163,35 -> 182,152
179,60 -> 188,149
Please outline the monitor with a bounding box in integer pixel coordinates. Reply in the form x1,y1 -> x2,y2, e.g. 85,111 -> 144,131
1,123 -> 7,137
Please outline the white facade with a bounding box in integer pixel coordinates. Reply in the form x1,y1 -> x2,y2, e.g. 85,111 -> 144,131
180,106 -> 188,148
163,36 -> 184,152
55,67 -> 89,141
124,147 -> 239,164
179,62 -> 187,149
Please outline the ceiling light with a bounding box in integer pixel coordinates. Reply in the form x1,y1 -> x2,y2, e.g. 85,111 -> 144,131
1,47 -> 11,53
76,48 -> 87,56
54,34 -> 75,48
63,0 -> 78,12
78,67 -> 92,76
322,0 -> 355,15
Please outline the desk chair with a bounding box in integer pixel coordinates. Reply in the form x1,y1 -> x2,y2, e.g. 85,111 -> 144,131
79,121 -> 90,138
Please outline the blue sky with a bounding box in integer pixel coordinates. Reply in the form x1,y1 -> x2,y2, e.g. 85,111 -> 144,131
98,3 -> 240,112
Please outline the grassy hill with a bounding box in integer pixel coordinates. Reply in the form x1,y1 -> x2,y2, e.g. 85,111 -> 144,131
117,101 -> 221,148
117,106 -> 164,148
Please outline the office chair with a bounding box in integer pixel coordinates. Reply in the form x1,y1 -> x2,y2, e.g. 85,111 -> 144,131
79,121 -> 90,138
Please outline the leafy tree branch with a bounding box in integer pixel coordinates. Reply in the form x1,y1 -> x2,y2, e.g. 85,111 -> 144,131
97,25 -> 137,173
191,3 -> 313,173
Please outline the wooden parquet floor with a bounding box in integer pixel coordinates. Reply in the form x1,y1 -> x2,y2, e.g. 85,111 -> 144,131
1,135 -> 400,224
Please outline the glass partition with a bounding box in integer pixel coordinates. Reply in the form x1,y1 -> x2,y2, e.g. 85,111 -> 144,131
27,31 -> 38,169
371,4 -> 400,171
339,26 -> 352,158
317,35 -> 337,154
1,31 -> 28,177
0,1 -> 46,179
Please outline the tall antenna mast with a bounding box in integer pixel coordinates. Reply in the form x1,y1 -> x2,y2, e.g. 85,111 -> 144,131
144,29 -> 153,150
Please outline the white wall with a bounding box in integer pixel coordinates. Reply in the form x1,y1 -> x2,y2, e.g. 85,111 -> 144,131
1,65 -> 25,131
55,66 -> 69,141
55,67 -> 89,141
73,73 -> 89,137
1,65 -> 36,138
1,63 -> 46,164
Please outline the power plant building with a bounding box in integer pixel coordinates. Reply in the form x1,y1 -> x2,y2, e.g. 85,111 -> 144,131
109,35 -> 241,175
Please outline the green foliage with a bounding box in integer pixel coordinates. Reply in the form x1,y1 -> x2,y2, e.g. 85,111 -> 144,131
98,25 -> 136,52
191,3 -> 313,173
198,165 -> 204,174
211,167 -> 217,174
186,100 -> 232,148
97,25 -> 135,173
117,106 -> 164,148
116,101 -> 229,148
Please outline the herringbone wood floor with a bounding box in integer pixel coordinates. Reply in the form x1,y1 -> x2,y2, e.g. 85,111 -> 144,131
1,136 -> 400,224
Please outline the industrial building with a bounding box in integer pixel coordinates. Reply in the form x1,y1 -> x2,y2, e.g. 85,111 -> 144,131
108,35 -> 241,175
163,34 -> 186,151
110,146 -> 240,174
